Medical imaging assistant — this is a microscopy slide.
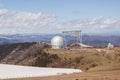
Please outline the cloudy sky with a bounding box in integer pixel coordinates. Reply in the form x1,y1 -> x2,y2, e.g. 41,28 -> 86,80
0,0 -> 120,35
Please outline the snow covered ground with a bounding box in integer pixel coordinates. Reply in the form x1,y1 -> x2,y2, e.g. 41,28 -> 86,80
0,64 -> 82,79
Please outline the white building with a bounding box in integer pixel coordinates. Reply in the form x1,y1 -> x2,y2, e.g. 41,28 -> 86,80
51,36 -> 64,49
107,43 -> 114,49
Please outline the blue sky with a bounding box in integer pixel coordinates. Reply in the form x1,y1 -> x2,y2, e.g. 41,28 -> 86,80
0,0 -> 120,35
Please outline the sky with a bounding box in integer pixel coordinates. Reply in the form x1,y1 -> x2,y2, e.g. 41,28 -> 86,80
0,0 -> 120,35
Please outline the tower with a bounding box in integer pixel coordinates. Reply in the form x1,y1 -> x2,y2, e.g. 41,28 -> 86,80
62,30 -> 82,49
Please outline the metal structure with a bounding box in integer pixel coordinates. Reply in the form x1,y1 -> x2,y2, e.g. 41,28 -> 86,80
62,30 -> 82,48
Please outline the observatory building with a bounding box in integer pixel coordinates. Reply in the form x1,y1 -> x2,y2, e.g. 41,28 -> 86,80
51,36 -> 64,49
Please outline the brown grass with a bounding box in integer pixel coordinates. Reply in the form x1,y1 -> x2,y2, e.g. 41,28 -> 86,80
6,47 -> 120,80
44,47 -> 120,71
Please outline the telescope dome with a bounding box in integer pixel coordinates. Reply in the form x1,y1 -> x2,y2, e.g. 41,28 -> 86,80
51,36 -> 64,49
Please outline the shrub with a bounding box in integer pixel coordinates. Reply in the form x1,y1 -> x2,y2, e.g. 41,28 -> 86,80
34,51 -> 59,67
90,63 -> 98,68
75,56 -> 84,64
35,57 -> 48,67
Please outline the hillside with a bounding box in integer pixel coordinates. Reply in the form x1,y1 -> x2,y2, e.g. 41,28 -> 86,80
0,42 -> 36,60
0,42 -> 120,80
0,42 -> 120,71
44,48 -> 120,71
0,42 -> 59,67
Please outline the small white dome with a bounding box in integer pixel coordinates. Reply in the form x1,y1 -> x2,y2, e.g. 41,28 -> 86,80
51,36 -> 64,49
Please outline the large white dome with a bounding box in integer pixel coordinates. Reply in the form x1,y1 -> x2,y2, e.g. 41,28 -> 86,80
51,36 -> 64,49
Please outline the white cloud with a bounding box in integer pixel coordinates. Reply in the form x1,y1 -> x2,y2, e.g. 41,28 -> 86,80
55,16 -> 120,34
0,9 -> 120,35
103,18 -> 117,24
100,25 -> 107,29
0,9 -> 56,34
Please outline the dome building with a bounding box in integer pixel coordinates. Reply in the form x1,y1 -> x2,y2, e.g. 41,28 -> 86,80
51,36 -> 64,49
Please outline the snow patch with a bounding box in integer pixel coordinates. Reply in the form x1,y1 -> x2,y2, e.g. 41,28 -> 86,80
0,64 -> 82,79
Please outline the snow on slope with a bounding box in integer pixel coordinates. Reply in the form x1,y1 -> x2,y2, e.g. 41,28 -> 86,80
0,64 -> 82,79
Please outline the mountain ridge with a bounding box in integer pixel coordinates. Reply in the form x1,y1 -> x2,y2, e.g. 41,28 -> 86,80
0,34 -> 120,47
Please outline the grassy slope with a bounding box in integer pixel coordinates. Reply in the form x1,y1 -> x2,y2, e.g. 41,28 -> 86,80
8,47 -> 120,80
44,48 -> 120,71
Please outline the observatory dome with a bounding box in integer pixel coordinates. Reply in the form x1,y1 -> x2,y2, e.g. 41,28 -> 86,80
51,36 -> 64,49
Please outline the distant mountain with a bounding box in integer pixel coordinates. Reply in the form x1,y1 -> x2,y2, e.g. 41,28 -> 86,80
0,38 -> 16,44
0,34 -> 55,42
82,35 -> 120,47
0,34 -> 120,47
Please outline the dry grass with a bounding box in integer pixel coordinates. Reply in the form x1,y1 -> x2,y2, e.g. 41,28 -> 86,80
44,47 -> 120,70
6,47 -> 120,80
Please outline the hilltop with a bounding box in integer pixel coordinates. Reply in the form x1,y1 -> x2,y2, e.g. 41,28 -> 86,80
0,42 -> 119,80
0,42 -> 120,71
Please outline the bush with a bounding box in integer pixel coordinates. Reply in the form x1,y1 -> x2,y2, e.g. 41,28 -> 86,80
75,56 -> 84,64
50,54 -> 59,59
90,63 -> 98,68
34,51 -> 59,67
35,57 -> 48,67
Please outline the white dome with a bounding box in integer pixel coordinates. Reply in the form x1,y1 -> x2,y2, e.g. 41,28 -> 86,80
51,36 -> 64,49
